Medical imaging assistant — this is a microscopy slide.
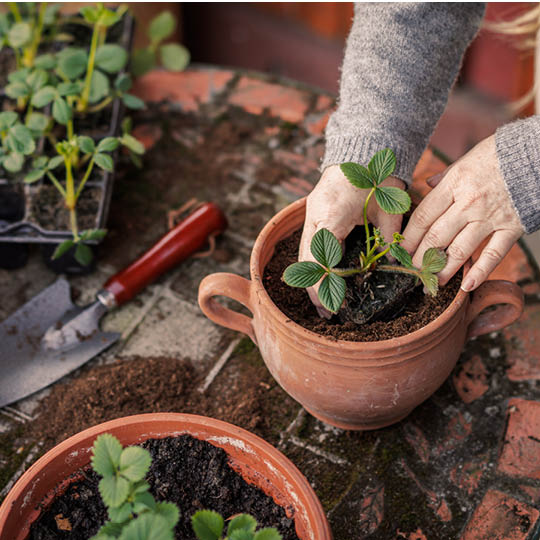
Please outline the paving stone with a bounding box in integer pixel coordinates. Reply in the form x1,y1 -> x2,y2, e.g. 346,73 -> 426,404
452,355 -> 489,404
118,290 -> 231,372
449,456 -> 489,496
228,76 -> 310,123
498,398 -> 540,479
504,305 -> 540,381
132,69 -> 234,111
461,489 -> 539,540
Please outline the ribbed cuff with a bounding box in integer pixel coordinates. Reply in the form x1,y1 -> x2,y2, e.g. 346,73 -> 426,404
495,116 -> 540,234
321,135 -> 423,185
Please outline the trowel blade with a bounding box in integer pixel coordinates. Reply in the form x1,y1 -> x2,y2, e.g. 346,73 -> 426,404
0,277 -> 120,408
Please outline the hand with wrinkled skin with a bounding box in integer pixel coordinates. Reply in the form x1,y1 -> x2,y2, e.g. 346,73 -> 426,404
299,164 -> 406,317
401,135 -> 524,292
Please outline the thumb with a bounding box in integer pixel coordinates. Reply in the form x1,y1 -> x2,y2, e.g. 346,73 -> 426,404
427,172 -> 444,188
377,214 -> 404,251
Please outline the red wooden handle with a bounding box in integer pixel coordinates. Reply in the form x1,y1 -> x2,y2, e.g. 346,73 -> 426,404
104,202 -> 227,306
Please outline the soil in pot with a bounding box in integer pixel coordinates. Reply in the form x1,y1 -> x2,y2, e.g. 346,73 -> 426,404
263,229 -> 461,342
30,184 -> 101,232
28,434 -> 298,540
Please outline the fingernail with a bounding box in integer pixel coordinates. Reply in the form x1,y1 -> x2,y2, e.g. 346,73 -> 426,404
461,276 -> 476,292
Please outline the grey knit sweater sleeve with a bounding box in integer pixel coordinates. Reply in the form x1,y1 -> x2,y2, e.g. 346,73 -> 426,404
496,116 -> 540,234
322,3 -> 485,182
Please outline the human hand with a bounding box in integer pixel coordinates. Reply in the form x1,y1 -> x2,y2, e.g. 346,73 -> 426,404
401,135 -> 524,292
299,164 -> 406,317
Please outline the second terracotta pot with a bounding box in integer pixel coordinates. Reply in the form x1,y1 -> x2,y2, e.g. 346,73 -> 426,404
198,198 -> 524,430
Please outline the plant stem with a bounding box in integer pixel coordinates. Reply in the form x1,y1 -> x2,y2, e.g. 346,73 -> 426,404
23,2 -> 47,68
370,246 -> 391,265
87,96 -> 113,113
78,21 -> 100,112
75,156 -> 95,200
8,3 -> 22,22
376,264 -> 421,279
332,267 -> 363,278
46,170 -> 66,197
64,157 -> 80,241
363,188 -> 375,254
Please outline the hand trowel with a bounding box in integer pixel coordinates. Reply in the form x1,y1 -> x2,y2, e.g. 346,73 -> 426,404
0,202 -> 227,408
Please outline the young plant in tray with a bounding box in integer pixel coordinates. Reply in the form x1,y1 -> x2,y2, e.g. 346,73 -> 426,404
90,434 -> 282,540
283,149 -> 447,313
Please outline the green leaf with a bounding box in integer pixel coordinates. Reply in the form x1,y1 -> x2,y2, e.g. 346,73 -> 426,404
24,168 -> 46,183
389,244 -> 413,268
97,137 -> 119,152
132,490 -> 155,513
7,68 -> 29,84
119,446 -> 151,482
368,148 -> 396,185
52,240 -> 75,259
2,152 -> 24,173
33,156 -> 49,169
340,162 -> 373,189
78,135 -> 96,154
228,531 -> 253,540
119,134 -> 145,154
99,475 -> 130,508
131,48 -> 156,77
318,272 -> 346,313
155,502 -> 180,529
228,514 -> 257,536
34,53 -> 57,70
31,86 -> 56,107
91,433 -> 123,477
133,480 -> 151,494
122,93 -> 145,110
282,262 -> 326,288
48,155 -> 65,170
92,521 -> 123,540
419,271 -> 439,296
96,44 -> 128,73
160,43 -> 190,71
149,11 -> 175,43
57,81 -> 83,97
43,4 -> 61,25
310,228 -> 342,268
52,96 -> 72,125
115,73 -> 132,93
57,47 -> 88,80
0,111 -> 18,130
7,125 -> 35,155
5,82 -> 29,99
254,529 -> 282,540
118,514 -> 174,540
80,5 -> 100,24
26,112 -> 49,134
75,243 -> 94,266
98,9 -> 122,28
89,69 -> 110,104
8,22 -> 31,48
191,510 -> 224,540
108,501 -> 133,524
95,153 -> 114,172
374,186 -> 411,215
27,69 -> 48,93
422,247 -> 447,274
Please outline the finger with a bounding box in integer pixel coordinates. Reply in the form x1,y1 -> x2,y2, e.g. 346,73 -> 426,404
410,204 -> 469,268
401,182 -> 454,254
377,213 -> 403,247
460,230 -> 520,292
435,222 -> 488,286
427,172 -> 444,187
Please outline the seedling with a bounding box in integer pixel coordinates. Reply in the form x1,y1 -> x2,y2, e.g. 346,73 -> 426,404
131,10 -> 190,77
283,149 -> 447,313
0,110 -> 37,173
90,434 -> 282,540
192,510 -> 282,540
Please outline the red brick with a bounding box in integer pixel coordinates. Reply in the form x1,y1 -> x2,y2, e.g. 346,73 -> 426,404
461,489 -> 539,540
280,177 -> 314,197
435,412 -> 473,456
397,528 -> 428,540
315,94 -> 334,112
273,149 -> 319,175
453,355 -> 489,404
498,398 -> 540,479
450,459 -> 487,496
132,70 -> 233,111
403,423 -> 430,464
520,485 -> 540,501
504,306 -> 540,381
228,77 -> 310,123
305,111 -> 330,136
132,123 -> 163,151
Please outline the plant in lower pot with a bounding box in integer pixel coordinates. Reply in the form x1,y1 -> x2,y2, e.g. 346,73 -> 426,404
198,149 -> 524,431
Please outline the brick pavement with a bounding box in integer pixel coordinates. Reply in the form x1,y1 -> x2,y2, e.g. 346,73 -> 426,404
1,67 -> 540,539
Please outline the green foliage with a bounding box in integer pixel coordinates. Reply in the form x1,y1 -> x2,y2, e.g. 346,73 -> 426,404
132,10 -> 190,77
282,149 -> 448,313
191,510 -> 281,540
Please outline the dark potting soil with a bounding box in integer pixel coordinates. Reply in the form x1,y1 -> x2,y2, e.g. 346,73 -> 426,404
263,229 -> 461,342
28,435 -> 298,540
31,184 -> 101,232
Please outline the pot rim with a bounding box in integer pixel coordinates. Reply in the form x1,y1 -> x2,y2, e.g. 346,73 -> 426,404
251,197 -> 469,351
0,413 -> 331,540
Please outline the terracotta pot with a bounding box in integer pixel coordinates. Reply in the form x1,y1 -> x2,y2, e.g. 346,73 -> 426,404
0,413 -> 331,540
198,198 -> 524,430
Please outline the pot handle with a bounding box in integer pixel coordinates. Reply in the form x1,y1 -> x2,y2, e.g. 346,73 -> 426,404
465,280 -> 524,339
198,273 -> 257,344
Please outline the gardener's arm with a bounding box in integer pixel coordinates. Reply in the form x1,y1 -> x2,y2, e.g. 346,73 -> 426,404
300,3 -> 485,316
